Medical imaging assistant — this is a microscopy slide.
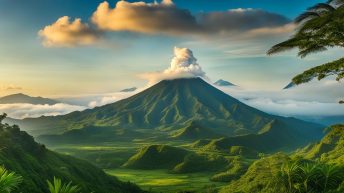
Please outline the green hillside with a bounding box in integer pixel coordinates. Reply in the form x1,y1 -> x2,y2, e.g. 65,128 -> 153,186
171,121 -> 223,140
294,124 -> 344,164
218,125 -> 344,193
0,115 -> 143,193
219,153 -> 290,193
200,119 -> 322,153
123,145 -> 190,169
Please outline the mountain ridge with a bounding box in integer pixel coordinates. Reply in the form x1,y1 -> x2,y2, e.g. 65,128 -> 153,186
0,93 -> 59,105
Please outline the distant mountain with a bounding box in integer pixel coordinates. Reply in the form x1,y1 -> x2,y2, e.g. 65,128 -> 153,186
214,79 -> 236,86
0,120 -> 142,193
120,87 -> 137,92
283,82 -> 296,89
13,78 -> 323,151
0,93 -> 59,105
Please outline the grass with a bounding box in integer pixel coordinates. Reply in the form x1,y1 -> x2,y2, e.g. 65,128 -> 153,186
105,168 -> 226,193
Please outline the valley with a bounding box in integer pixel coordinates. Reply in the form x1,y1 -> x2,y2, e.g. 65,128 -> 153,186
7,78 -> 332,193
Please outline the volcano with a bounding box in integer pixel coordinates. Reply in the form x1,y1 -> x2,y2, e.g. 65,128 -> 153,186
13,78 -> 323,148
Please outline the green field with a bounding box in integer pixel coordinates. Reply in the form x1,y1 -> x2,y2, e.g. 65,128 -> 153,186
106,168 -> 226,193
47,142 -> 231,192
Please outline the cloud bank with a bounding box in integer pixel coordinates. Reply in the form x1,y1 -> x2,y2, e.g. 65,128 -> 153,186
141,47 -> 207,84
38,16 -> 100,47
0,103 -> 86,119
216,78 -> 344,118
39,1 -> 292,47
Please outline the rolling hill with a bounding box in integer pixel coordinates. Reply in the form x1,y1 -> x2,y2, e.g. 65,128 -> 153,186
199,119 -> 323,152
123,145 -> 190,169
0,93 -> 59,105
294,124 -> 344,164
0,116 -> 143,193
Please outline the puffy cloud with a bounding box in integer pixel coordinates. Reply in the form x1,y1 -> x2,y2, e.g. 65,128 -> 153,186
91,0 -> 199,35
141,47 -> 207,84
165,47 -> 205,77
38,16 -> 100,47
0,103 -> 86,119
91,1 -> 290,37
88,95 -> 117,108
87,89 -> 142,108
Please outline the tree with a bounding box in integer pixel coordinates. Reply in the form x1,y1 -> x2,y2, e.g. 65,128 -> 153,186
267,0 -> 344,103
47,177 -> 81,193
0,166 -> 22,193
277,160 -> 344,193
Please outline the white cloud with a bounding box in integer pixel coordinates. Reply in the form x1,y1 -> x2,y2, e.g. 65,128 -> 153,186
140,47 -> 207,85
216,78 -> 344,117
0,103 -> 86,119
38,16 -> 100,47
87,90 -> 142,108
88,95 -> 118,108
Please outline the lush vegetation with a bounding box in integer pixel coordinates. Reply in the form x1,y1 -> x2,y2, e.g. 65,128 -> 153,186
0,113 -> 143,193
219,125 -> 344,193
276,160 -> 344,193
0,165 -> 22,193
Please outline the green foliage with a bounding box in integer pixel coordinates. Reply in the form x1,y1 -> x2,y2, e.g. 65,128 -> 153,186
0,165 -> 22,193
292,58 -> 344,85
0,113 -> 143,193
294,124 -> 344,164
277,160 -> 344,193
47,177 -> 80,193
220,153 -> 290,193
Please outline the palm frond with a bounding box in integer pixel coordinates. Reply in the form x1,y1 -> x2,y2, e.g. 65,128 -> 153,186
328,0 -> 344,5
267,38 -> 300,55
47,177 -> 80,193
295,11 -> 321,23
298,46 -> 327,58
292,57 -> 344,85
0,166 -> 22,193
308,3 -> 336,12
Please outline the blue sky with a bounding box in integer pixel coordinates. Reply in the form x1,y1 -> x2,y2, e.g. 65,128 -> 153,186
0,0 -> 339,96
0,0 -> 343,120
